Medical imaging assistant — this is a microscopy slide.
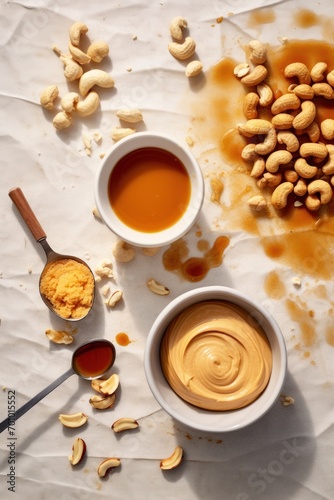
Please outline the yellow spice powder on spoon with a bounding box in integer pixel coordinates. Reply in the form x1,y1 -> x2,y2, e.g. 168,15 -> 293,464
40,258 -> 94,319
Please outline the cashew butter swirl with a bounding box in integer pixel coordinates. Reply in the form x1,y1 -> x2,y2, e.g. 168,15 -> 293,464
160,300 -> 272,411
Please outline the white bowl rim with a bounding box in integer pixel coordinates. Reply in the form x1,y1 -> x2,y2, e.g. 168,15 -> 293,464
94,131 -> 204,247
144,285 -> 287,433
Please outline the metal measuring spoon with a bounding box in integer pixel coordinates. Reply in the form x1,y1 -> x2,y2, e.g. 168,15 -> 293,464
9,187 -> 95,321
0,338 -> 116,433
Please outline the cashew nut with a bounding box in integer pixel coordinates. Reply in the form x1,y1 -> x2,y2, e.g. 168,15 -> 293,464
79,69 -> 114,96
238,119 -> 276,155
169,16 -> 188,41
271,182 -> 294,209
60,55 -> 83,81
303,121 -> 320,142
299,142 -> 328,159
248,40 -> 267,65
263,171 -> 282,187
322,144 -> 334,174
111,127 -> 135,142
105,290 -> 123,308
307,179 -> 333,204
321,119 -> 334,140
61,92 -> 79,113
45,328 -> 74,344
112,417 -> 139,433
243,92 -> 259,119
305,194 -> 321,211
40,85 -> 59,110
250,156 -> 266,178
292,100 -> 316,130
294,178 -> 308,196
284,169 -> 299,183
326,70 -> 334,87
53,111 -> 72,130
112,240 -> 135,262
247,195 -> 268,211
185,60 -> 203,78
116,108 -> 143,123
76,91 -> 100,117
271,93 -> 300,114
266,150 -> 292,173
68,41 -> 91,64
168,37 -> 196,60
294,158 -> 318,178
87,41 -> 110,63
312,82 -> 334,99
271,113 -> 294,130
284,62 -> 311,85
147,279 -> 170,296
277,131 -> 299,152
160,446 -> 184,470
97,458 -> 121,477
257,83 -> 273,106
240,65 -> 267,86
291,83 -> 314,100
310,62 -> 327,82
69,22 -> 88,47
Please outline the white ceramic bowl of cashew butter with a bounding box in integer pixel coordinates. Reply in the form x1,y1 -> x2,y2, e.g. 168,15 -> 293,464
144,286 -> 287,433
94,132 -> 204,248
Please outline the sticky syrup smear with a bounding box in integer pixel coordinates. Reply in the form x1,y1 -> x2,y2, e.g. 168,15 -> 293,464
188,30 -> 334,352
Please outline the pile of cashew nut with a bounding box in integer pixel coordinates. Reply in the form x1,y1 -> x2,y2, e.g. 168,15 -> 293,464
168,17 -> 203,78
40,22 -> 113,130
235,39 -> 334,212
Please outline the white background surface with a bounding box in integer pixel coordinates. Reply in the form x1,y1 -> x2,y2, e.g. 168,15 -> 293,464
0,0 -> 333,499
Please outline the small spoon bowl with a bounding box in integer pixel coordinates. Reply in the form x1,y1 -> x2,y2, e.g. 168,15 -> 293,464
9,187 -> 95,321
0,338 -> 116,433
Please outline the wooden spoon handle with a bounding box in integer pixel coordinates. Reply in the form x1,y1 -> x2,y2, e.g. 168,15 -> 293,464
9,187 -> 46,242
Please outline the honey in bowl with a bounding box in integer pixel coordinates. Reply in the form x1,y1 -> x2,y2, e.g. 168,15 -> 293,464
108,147 -> 191,233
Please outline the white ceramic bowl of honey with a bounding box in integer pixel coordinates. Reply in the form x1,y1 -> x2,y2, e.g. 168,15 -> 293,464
144,286 -> 287,433
95,132 -> 204,247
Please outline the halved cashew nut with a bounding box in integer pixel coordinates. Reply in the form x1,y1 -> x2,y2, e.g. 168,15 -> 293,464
277,131 -> 299,152
112,417 -> 139,433
243,92 -> 259,119
284,62 -> 311,85
40,85 -> 59,110
292,100 -> 316,130
68,41 -> 91,64
160,446 -> 184,470
69,22 -> 88,46
61,92 -> 79,113
310,62 -> 327,82
299,142 -> 328,159
147,279 -> 170,295
307,179 -> 333,205
105,290 -> 123,307
53,111 -> 72,130
97,458 -> 121,478
87,41 -> 110,63
257,83 -> 273,106
111,127 -> 135,142
185,60 -> 203,78
60,55 -> 83,81
321,119 -> 334,140
247,195 -> 267,211
59,412 -> 88,428
45,328 -> 74,344
271,182 -> 294,209
68,438 -> 86,466
312,83 -> 334,99
294,158 -> 318,179
234,63 -> 250,78
99,374 -> 119,396
265,150 -> 292,173
76,91 -> 100,117
116,108 -> 143,123
248,40 -> 267,64
168,37 -> 196,60
112,240 -> 135,262
240,65 -> 267,86
169,16 -> 188,41
322,144 -> 334,174
89,393 -> 116,410
79,69 -> 114,96
271,93 -> 300,114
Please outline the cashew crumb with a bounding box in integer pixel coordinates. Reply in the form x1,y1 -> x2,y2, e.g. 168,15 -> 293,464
280,395 -> 295,406
95,260 -> 114,281
291,276 -> 301,287
132,34 -> 137,40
